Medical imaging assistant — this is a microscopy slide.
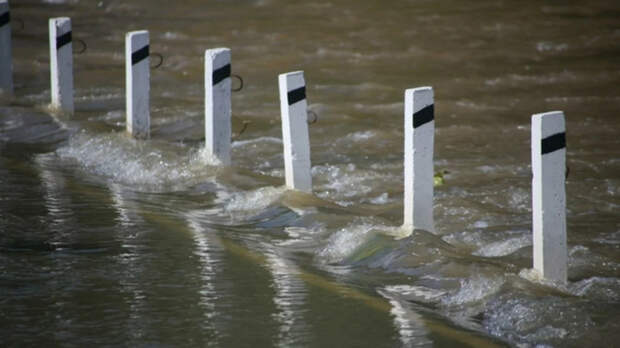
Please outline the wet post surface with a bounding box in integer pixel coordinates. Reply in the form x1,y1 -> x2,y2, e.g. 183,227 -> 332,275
0,0 -> 12,94
403,87 -> 435,232
125,30 -> 150,139
278,71 -> 312,193
204,48 -> 232,165
49,17 -> 74,113
532,111 -> 567,283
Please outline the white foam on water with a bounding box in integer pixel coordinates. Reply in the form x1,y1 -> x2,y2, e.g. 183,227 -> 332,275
567,244 -> 620,276
231,136 -> 284,177
278,225 -> 325,248
161,31 -> 189,40
87,110 -> 124,124
345,130 -> 377,142
443,227 -> 531,258
316,220 -> 405,264
536,41 -> 569,52
312,163 -> 397,205
317,222 -> 377,264
510,71 -> 577,84
473,220 -> 489,228
569,277 -> 620,302
196,147 -> 225,167
518,269 -> 570,292
231,136 -> 283,148
523,325 -> 568,342
353,102 -> 402,114
473,235 -> 531,257
594,230 -> 620,245
454,100 -> 507,111
314,82 -> 392,93
223,186 -> 287,215
383,285 -> 447,304
368,192 -> 390,205
442,275 -> 505,306
56,131 -> 214,190
484,294 -> 598,346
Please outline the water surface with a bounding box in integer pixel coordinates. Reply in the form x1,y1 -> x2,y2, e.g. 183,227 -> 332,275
1,0 -> 620,346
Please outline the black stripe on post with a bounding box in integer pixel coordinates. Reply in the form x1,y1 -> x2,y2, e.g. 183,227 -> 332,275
541,132 -> 566,155
0,12 -> 9,28
56,31 -> 72,49
413,104 -> 434,128
131,45 -> 149,65
212,64 -> 231,85
287,86 -> 306,105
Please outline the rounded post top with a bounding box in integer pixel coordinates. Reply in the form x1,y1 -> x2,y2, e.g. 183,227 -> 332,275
279,71 -> 305,90
532,111 -> 565,137
50,17 -> 71,27
126,30 -> 149,39
279,70 -> 304,78
405,86 -> 433,98
405,86 -> 434,115
205,47 -> 230,58
126,30 -> 149,49
205,48 -> 231,70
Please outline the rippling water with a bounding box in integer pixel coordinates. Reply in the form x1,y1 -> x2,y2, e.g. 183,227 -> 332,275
1,0 -> 619,346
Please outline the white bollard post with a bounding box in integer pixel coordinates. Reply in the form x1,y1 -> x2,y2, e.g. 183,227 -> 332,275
0,0 -> 12,94
204,48 -> 231,165
403,87 -> 434,232
278,71 -> 312,193
125,30 -> 150,139
532,111 -> 567,283
49,17 -> 74,113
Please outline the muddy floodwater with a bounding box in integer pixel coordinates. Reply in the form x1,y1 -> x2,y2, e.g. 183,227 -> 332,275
1,0 -> 620,346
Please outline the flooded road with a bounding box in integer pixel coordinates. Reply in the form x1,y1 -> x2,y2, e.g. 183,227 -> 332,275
1,0 -> 619,346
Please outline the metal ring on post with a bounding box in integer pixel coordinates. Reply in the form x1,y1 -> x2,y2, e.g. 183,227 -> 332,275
307,110 -> 318,124
73,38 -> 87,54
232,120 -> 251,140
232,74 -> 243,92
151,52 -> 164,69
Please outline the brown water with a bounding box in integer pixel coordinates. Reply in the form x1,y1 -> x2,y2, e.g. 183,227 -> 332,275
1,0 -> 620,346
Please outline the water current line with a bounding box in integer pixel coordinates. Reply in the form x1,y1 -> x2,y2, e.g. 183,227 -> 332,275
185,211 -> 222,342
35,155 -> 77,341
379,290 -> 432,346
262,243 -> 309,346
109,183 -> 133,228
36,155 -> 72,234
108,183 -> 148,341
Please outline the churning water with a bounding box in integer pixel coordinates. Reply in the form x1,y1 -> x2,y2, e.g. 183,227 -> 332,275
1,0 -> 619,346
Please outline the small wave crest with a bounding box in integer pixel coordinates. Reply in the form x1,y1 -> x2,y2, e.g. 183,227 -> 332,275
316,220 -> 403,264
56,131 -> 214,190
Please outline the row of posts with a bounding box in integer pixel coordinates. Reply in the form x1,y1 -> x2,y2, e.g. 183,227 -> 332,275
0,1 -> 568,285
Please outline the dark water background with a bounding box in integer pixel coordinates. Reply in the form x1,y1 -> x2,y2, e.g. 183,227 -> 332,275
1,0 -> 619,346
